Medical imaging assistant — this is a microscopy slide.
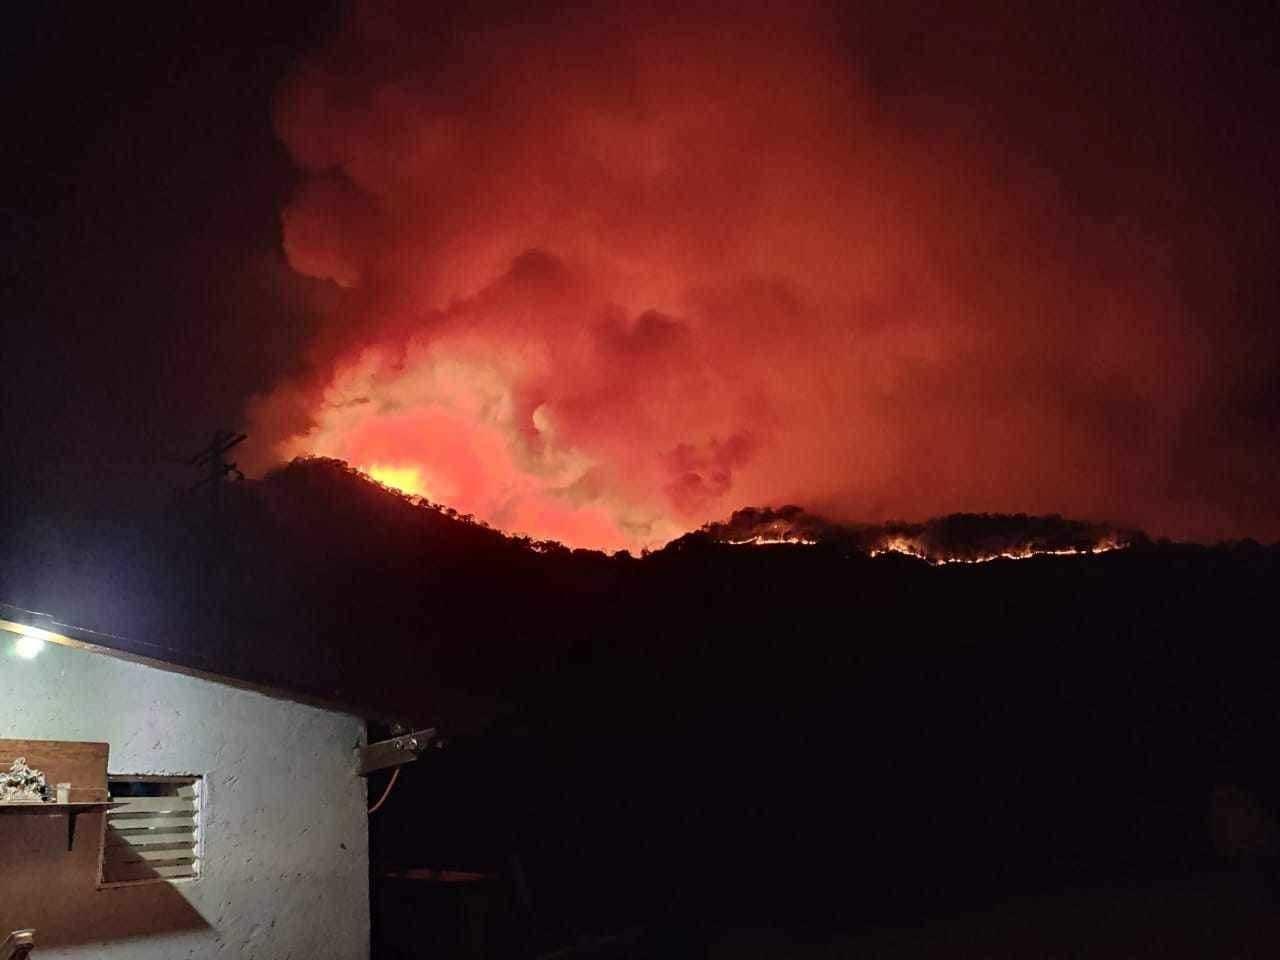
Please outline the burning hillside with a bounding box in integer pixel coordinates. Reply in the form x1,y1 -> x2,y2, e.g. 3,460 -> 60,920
342,462 -> 1136,565
864,514 -> 1132,564
688,506 -> 1139,564
289,461 -> 1139,566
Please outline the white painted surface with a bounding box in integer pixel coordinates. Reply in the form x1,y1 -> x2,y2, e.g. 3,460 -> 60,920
0,639 -> 369,959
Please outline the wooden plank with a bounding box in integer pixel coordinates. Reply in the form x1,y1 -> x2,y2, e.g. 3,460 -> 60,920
104,839 -> 193,857
107,831 -> 194,846
108,821 -> 196,837
107,824 -> 193,839
106,847 -> 197,865
107,832 -> 195,849
110,797 -> 197,814
110,812 -> 197,827
0,739 -> 108,796
107,819 -> 193,834
103,861 -> 197,883
0,802 -> 117,814
108,812 -> 195,826
106,837 -> 195,852
358,727 -> 438,775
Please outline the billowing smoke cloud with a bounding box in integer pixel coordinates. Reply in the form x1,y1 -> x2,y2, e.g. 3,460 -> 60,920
248,0 -> 1216,551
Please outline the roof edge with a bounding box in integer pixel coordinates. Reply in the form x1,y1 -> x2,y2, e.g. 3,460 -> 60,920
0,601 -> 383,722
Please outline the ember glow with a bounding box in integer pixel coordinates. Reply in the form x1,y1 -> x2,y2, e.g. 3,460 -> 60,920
866,537 -> 1126,566
726,536 -> 819,547
248,1 -> 1222,552
701,507 -> 1134,564
720,528 -> 1125,563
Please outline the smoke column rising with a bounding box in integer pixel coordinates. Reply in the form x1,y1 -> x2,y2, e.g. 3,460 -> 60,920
248,1 -> 1215,551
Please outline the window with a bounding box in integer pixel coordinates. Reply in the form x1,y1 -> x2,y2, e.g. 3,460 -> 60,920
100,775 -> 202,886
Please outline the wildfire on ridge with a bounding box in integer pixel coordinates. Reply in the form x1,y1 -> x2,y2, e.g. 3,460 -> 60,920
726,536 -> 819,546
722,533 -> 1125,562
702,506 -> 1135,564
865,536 -> 1127,565
343,467 -> 1136,563
363,464 -> 430,500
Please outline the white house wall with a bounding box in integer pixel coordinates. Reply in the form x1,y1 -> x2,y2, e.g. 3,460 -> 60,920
0,638 -> 369,959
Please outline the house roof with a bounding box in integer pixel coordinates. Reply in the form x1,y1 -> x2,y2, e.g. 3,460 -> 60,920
0,600 -> 374,720
0,460 -> 618,735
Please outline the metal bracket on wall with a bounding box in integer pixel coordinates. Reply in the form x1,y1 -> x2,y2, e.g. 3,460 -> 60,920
358,728 -> 441,776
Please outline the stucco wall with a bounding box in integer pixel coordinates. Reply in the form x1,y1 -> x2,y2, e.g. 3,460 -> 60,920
0,639 -> 369,959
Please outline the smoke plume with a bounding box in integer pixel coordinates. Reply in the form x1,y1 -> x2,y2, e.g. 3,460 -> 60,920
248,1 -> 1221,551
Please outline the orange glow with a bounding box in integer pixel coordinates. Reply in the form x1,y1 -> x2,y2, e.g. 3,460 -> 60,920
726,536 -> 818,546
722,533 -> 1124,562
866,537 -> 1126,565
363,464 -> 429,499
245,2 -> 1220,551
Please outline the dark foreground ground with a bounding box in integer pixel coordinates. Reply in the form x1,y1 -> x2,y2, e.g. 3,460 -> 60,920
369,540 -> 1280,957
377,869 -> 1280,958
711,870 -> 1280,957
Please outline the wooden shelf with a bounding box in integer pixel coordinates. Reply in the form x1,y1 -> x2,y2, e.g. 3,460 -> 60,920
0,802 -> 121,849
0,802 -> 117,812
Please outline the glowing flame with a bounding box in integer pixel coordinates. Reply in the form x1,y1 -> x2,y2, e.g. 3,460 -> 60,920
363,464 -> 430,500
713,513 -> 1130,563
867,537 -> 1126,565
726,536 -> 818,546
726,535 -> 1123,562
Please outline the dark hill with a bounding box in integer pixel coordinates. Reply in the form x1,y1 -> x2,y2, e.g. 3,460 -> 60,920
4,458 -> 1280,945
3,455 -> 1275,731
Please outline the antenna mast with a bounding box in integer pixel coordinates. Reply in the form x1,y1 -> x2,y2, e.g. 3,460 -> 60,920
185,430 -> 248,493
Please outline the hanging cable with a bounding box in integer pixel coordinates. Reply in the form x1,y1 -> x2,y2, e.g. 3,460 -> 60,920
367,766 -> 401,814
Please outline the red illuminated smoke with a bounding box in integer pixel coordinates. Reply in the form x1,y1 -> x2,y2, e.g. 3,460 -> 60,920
248,2 -> 1210,551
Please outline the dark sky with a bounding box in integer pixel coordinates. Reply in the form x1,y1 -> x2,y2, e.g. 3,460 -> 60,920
3,1 -> 1277,545
2,3 -> 340,507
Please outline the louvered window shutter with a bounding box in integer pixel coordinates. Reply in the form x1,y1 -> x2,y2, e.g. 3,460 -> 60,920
101,776 -> 201,885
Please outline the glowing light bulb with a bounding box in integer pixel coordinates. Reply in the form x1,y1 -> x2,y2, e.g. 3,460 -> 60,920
13,635 -> 45,659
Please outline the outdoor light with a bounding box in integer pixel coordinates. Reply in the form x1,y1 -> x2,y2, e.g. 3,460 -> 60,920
2,622 -> 56,659
12,634 -> 45,659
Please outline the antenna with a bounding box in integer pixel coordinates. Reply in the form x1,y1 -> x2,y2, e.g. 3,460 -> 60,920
184,430 -> 247,493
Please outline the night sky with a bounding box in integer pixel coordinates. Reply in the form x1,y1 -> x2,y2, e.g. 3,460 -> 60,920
3,1 -> 1277,550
